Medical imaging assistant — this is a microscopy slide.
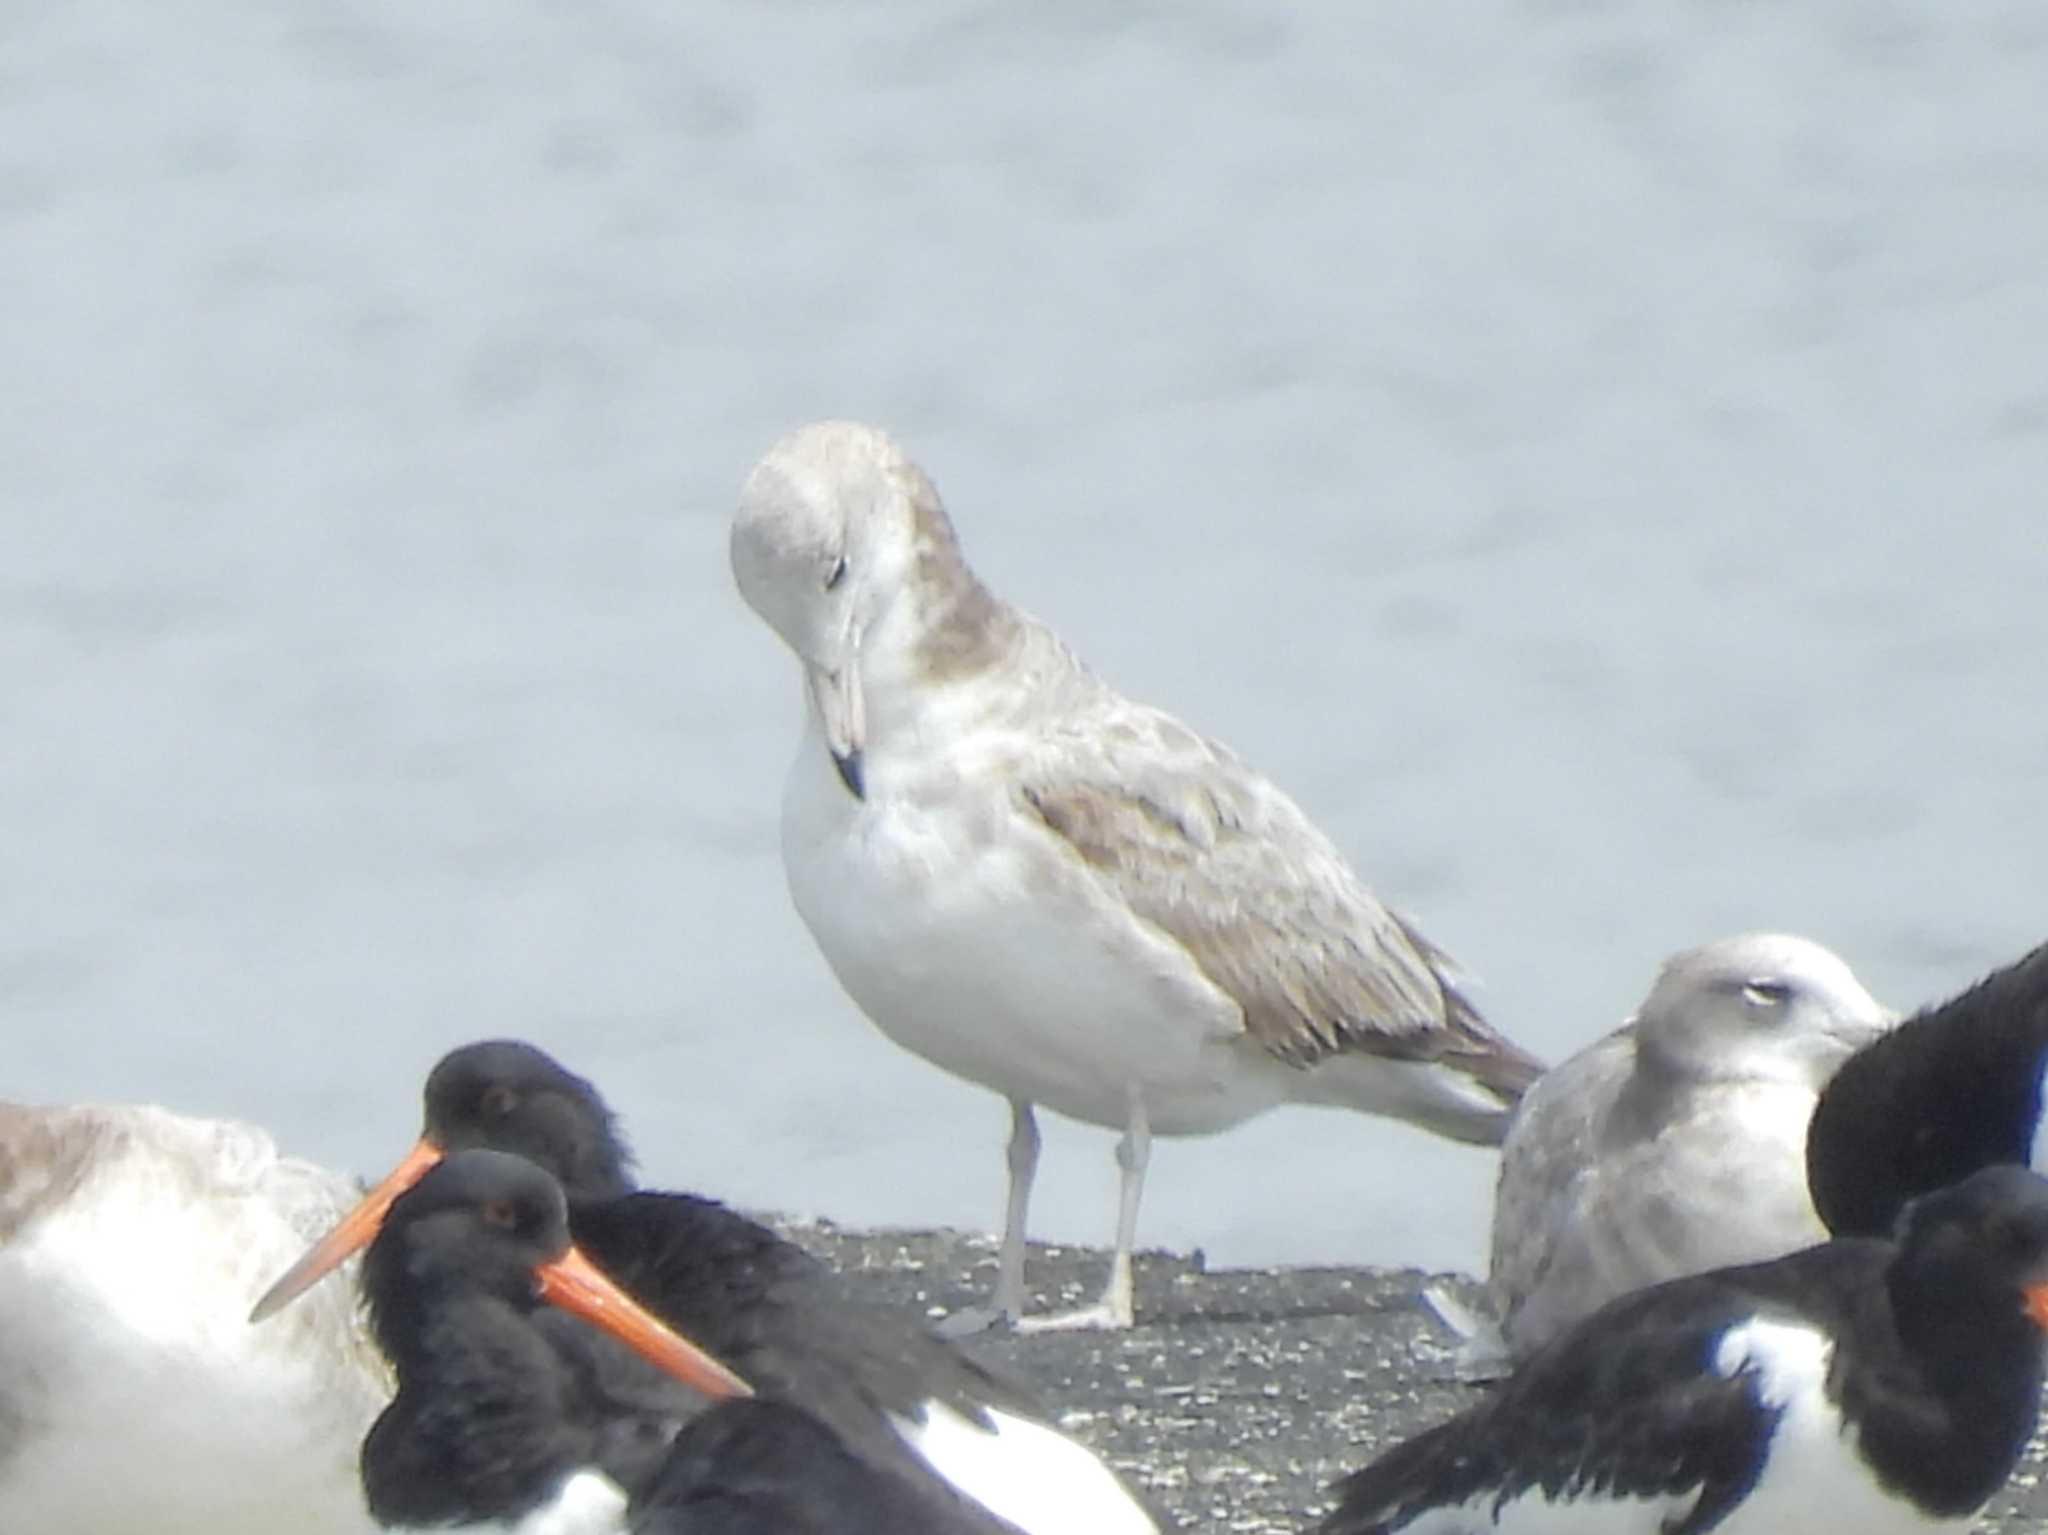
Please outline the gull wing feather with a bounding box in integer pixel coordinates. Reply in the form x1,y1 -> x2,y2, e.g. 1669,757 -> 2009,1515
1012,702 -> 1539,1099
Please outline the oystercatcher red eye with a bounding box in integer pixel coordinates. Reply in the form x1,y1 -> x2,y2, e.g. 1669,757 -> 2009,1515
480,1085 -> 518,1118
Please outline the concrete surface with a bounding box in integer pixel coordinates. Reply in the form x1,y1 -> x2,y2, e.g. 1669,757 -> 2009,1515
783,1222 -> 2048,1534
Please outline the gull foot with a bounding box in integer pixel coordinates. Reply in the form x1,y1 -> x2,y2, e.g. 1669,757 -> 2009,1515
1012,1298 -> 1134,1334
933,1303 -> 1013,1338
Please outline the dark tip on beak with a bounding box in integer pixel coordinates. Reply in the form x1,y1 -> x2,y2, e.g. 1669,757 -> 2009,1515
832,747 -> 865,800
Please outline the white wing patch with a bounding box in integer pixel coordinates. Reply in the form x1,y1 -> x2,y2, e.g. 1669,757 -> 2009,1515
1713,1318 -> 1967,1532
892,1399 -> 1157,1534
388,1469 -> 630,1535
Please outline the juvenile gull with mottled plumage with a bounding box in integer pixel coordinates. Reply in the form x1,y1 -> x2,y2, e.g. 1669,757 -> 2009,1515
1487,933 -> 1892,1359
729,420 -> 1545,1330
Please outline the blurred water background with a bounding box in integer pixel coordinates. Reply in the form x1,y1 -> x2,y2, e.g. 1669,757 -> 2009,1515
4,1 -> 2044,1273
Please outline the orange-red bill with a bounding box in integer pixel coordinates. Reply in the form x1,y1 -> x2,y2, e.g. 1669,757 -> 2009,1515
248,1137 -> 446,1323
2025,1283 -> 2048,1332
537,1245 -> 753,1400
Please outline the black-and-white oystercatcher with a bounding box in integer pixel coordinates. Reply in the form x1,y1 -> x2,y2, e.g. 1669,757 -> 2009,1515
1322,1164 -> 2048,1535
634,1397 -> 1001,1533
1808,939 -> 2048,1238
351,1147 -> 752,1531
252,1040 -> 1158,1534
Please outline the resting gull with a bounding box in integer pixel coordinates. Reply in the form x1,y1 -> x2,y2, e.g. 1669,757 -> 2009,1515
1487,932 -> 1891,1358
730,420 -> 1545,1330
0,1099 -> 391,1533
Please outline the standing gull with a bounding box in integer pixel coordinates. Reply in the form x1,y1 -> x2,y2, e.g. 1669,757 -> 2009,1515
730,420 -> 1545,1330
1487,933 -> 1892,1359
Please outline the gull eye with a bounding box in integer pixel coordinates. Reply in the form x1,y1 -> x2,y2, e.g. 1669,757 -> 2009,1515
824,554 -> 848,591
1742,979 -> 1793,1007
481,1199 -> 518,1231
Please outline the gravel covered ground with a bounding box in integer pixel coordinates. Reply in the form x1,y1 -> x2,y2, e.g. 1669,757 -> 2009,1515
780,1221 -> 2048,1535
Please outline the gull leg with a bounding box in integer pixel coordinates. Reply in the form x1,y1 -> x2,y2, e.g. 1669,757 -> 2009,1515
939,1096 -> 1039,1336
997,1096 -> 1040,1321
1016,1088 -> 1148,1333
1103,1087 -> 1150,1324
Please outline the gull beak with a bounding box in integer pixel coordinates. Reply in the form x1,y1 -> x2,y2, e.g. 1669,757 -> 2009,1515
804,658 -> 866,800
536,1245 -> 753,1401
248,1137 -> 446,1323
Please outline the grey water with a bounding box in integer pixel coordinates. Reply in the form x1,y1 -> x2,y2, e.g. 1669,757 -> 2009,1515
4,0 -> 2044,1277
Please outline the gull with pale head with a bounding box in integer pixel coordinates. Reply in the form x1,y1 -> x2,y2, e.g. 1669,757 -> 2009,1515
1488,932 -> 1894,1358
0,1099 -> 392,1533
731,420 -> 1545,1330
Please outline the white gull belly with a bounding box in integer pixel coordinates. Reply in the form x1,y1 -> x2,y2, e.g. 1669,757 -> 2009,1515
784,718 -> 1285,1136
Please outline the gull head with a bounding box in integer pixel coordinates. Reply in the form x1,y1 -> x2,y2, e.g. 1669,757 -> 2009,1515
1632,932 -> 1893,1090
732,421 -> 944,799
